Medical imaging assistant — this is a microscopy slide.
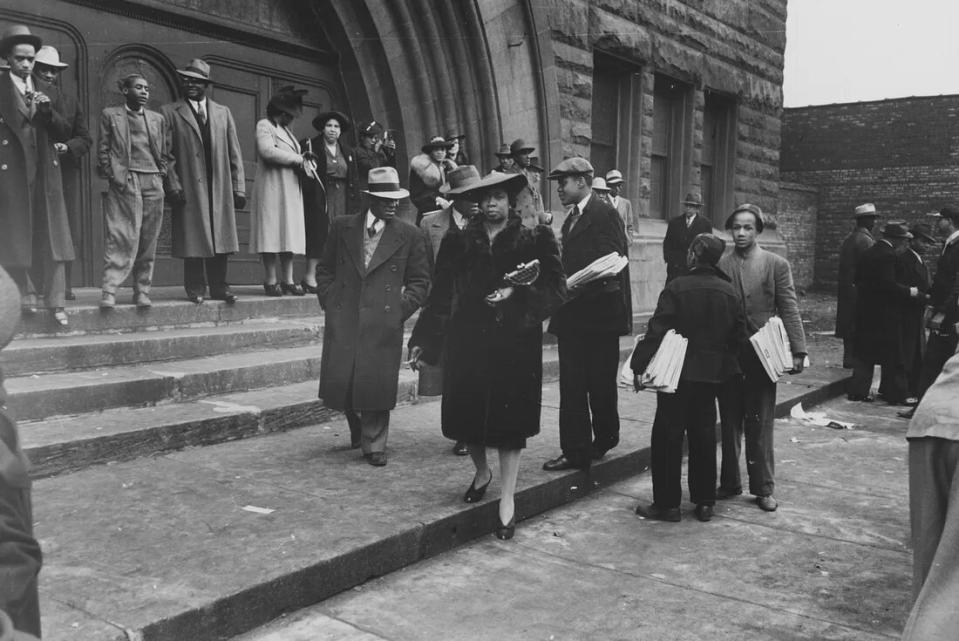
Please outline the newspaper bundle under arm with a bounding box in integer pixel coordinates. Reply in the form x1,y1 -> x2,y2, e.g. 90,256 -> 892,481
622,329 -> 687,393
566,252 -> 629,289
749,316 -> 793,382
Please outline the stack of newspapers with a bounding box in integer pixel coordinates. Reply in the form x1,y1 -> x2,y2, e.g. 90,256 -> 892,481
566,252 -> 629,289
750,316 -> 793,382
620,329 -> 687,393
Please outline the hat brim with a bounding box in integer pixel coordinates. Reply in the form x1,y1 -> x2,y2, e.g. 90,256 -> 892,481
176,69 -> 210,82
853,212 -> 878,218
442,179 -> 483,195
511,147 -> 534,155
363,188 -> 410,200
36,58 -> 68,69
683,201 -> 704,207
459,172 -> 527,199
422,142 -> 454,153
914,232 -> 937,243
547,170 -> 591,180
606,178 -> 624,185
0,34 -> 42,56
313,111 -> 352,134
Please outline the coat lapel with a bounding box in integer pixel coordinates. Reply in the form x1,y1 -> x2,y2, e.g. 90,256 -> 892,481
565,196 -> 594,244
175,100 -> 202,140
341,213 -> 365,276
366,220 -> 404,274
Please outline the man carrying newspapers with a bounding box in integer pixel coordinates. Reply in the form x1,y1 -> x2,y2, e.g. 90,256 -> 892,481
716,204 -> 807,513
631,233 -> 748,522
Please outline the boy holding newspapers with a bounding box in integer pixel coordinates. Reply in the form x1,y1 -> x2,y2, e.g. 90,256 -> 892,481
631,233 -> 748,523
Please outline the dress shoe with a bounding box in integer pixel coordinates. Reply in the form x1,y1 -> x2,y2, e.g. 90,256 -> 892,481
366,451 -> 387,467
463,470 -> 493,503
64,290 -> 76,301
494,515 -> 516,540
211,291 -> 237,304
847,394 -> 874,402
280,282 -> 305,296
898,408 -> 916,420
134,293 -> 152,309
635,502 -> 681,522
452,441 -> 469,456
21,304 -> 37,316
263,283 -> 282,297
300,279 -> 318,294
694,504 -> 714,522
542,454 -> 587,472
591,443 -> 616,460
99,292 -> 115,311
756,495 -> 778,512
51,307 -> 69,328
715,486 -> 742,500
187,294 -> 205,304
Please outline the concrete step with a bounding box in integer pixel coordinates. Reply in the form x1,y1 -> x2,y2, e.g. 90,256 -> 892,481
16,286 -> 321,337
33,359 -> 850,641
5,345 -> 323,422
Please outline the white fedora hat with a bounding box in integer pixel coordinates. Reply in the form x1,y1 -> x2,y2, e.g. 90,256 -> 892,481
363,167 -> 410,200
35,45 -> 68,69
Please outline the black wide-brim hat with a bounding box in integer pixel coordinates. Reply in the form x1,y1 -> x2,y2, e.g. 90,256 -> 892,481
269,85 -> 307,118
313,110 -> 352,134
459,171 -> 528,201
421,136 -> 454,153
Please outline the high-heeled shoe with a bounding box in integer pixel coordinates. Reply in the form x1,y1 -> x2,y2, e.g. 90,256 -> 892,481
494,515 -> 516,540
463,470 -> 493,503
263,282 -> 282,297
280,282 -> 305,296
300,279 -> 318,294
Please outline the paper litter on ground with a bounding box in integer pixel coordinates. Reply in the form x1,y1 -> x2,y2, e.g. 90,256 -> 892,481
790,402 -> 854,429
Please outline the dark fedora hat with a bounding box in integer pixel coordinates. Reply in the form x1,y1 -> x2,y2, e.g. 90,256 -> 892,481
268,85 -> 307,118
932,205 -> 959,222
441,165 -> 483,195
313,110 -> 352,134
683,192 -> 703,207
421,136 -> 454,153
494,143 -> 512,158
510,138 -> 534,156
176,58 -> 212,82
0,25 -> 41,56
444,130 -> 465,141
909,222 -> 936,244
881,222 -> 912,239
725,203 -> 765,234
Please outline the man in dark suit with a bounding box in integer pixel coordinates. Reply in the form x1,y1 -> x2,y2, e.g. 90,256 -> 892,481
631,234 -> 747,522
662,192 -> 712,283
32,46 -> 91,302
162,58 -> 246,304
316,167 -> 431,466
897,223 -> 935,410
544,157 -> 631,471
848,223 -> 925,403
836,203 -> 878,368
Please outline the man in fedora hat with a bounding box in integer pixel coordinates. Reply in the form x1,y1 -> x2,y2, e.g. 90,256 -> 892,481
0,25 -> 75,328
605,169 -> 634,244
409,135 -> 455,223
544,157 -> 631,471
493,143 -> 515,173
848,222 -> 924,404
896,222 -> 936,413
161,58 -> 245,305
507,138 -> 547,226
316,166 -> 431,466
836,203 -> 879,369
663,192 -> 712,283
32,45 -> 91,302
355,120 -> 396,190
445,130 -> 470,166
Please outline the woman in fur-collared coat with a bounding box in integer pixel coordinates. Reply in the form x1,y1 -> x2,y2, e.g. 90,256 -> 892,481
409,171 -> 566,540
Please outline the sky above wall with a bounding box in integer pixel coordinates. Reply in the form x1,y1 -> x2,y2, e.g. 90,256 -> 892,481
784,0 -> 959,107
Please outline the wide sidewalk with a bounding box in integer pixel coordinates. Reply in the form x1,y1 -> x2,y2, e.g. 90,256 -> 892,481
37,335 -> 850,641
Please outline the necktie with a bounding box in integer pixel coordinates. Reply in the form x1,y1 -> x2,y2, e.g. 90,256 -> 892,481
196,101 -> 206,125
564,206 -> 581,236
368,224 -> 377,238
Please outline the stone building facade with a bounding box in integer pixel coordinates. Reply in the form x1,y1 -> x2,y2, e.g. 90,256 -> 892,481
782,95 -> 959,289
4,0 -> 791,312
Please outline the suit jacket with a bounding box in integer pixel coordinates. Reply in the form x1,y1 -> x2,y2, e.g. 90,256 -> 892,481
663,213 -> 713,280
162,99 -> 244,256
548,193 -> 630,336
718,243 -> 807,356
929,236 -> 959,333
419,205 -> 471,265
96,105 -> 168,188
316,212 -> 431,410
631,265 -> 747,384
854,240 -> 914,362
835,226 -> 875,338
0,73 -> 73,267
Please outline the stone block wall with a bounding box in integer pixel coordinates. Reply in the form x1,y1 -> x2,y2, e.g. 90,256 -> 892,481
782,95 -> 959,288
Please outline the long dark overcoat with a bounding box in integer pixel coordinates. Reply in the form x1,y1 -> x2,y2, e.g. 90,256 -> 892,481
835,226 -> 875,338
854,240 -> 913,363
0,72 -> 74,268
411,218 -> 566,448
896,249 -> 932,393
300,137 -> 358,258
316,212 -> 430,411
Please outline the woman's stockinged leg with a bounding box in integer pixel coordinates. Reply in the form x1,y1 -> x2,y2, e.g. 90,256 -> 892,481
468,444 -> 491,488
304,258 -> 320,287
261,253 -> 277,284
497,448 -> 521,524
279,252 -> 295,284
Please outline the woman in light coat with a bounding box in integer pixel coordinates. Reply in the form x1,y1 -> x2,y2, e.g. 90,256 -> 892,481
249,86 -> 315,296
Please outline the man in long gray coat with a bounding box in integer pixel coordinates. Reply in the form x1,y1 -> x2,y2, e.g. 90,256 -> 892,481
316,167 -> 431,466
162,59 -> 245,304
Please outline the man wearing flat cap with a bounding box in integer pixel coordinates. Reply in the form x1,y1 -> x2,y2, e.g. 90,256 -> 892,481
544,157 -> 631,471
663,192 -> 713,283
896,222 -> 935,411
849,222 -> 924,405
316,167 -> 431,467
355,120 -> 396,190
836,203 -> 879,369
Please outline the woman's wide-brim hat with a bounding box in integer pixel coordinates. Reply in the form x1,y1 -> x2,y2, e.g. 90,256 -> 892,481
459,171 -> 527,200
313,110 -> 352,134
268,85 -> 307,118
0,25 -> 41,56
35,46 -> 68,69
363,166 -> 409,200
421,136 -> 454,153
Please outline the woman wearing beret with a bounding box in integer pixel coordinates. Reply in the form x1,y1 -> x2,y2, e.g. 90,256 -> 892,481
409,171 -> 567,539
249,86 -> 316,296
300,111 -> 358,293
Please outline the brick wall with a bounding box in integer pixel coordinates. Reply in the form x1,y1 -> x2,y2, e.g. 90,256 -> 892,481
782,95 -> 959,288
777,182 -> 818,292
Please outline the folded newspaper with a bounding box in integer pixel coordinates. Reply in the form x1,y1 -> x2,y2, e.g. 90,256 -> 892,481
750,316 -> 793,382
619,329 -> 687,393
567,252 -> 628,289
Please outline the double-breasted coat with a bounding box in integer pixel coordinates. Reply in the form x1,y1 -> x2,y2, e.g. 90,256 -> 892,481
248,118 -> 305,254
854,240 -> 914,364
162,99 -> 245,257
835,226 -> 875,339
411,218 -> 566,449
0,72 -> 74,268
316,212 -> 431,411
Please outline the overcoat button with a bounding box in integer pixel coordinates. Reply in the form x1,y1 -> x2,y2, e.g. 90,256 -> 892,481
0,164 -> 7,170
390,264 -> 397,271
1,139 -> 7,145
384,305 -> 391,312
385,284 -> 391,291
53,160 -> 58,167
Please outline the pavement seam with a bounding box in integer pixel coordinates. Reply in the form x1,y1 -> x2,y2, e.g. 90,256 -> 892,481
312,611 -> 397,641
514,540 -> 902,640
47,595 -> 143,640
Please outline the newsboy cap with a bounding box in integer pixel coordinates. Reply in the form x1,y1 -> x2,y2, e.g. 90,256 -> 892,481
690,233 -> 726,267
725,203 -> 765,234
547,157 -> 594,180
